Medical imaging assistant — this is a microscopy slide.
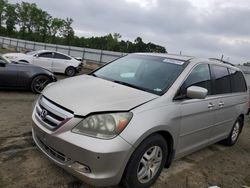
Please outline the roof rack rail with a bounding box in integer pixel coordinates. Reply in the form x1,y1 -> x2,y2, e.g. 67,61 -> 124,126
209,58 -> 235,67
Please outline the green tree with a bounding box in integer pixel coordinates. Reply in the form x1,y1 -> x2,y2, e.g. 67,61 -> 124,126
39,11 -> 51,42
5,3 -> 17,35
16,2 -> 30,37
0,0 -> 7,32
62,17 -> 74,45
49,18 -> 64,43
0,1 -> 167,53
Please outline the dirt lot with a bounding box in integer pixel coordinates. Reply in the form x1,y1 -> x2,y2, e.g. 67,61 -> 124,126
1,72 -> 250,188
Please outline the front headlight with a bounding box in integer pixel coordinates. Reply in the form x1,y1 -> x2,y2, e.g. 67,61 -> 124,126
72,112 -> 133,139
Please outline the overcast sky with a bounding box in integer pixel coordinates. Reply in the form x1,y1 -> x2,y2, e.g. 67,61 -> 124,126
9,0 -> 250,64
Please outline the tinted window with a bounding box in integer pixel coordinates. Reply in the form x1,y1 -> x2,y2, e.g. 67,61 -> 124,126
54,53 -> 71,60
211,65 -> 231,94
94,54 -> 186,95
181,64 -> 212,96
229,69 -> 247,92
38,52 -> 53,58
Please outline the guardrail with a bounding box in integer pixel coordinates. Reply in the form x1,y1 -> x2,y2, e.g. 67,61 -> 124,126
0,36 -> 126,64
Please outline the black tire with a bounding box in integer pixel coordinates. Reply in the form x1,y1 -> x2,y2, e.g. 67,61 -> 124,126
30,75 -> 51,94
122,134 -> 168,188
65,66 -> 76,77
222,117 -> 243,146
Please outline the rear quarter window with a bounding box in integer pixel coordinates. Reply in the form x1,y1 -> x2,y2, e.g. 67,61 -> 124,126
229,69 -> 247,92
54,53 -> 71,60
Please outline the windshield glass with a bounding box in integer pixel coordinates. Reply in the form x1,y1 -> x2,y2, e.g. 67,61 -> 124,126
94,54 -> 186,95
0,55 -> 11,63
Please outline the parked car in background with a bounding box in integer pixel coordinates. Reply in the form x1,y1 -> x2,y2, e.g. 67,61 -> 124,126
3,50 -> 82,76
0,55 -> 57,93
32,53 -> 248,188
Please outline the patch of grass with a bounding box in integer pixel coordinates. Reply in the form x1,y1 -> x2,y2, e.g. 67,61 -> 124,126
0,48 -> 16,54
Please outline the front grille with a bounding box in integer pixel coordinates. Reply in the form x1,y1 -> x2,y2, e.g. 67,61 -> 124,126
35,96 -> 73,130
37,135 -> 70,163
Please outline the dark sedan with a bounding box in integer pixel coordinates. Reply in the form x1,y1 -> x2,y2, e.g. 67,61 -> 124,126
0,55 -> 57,93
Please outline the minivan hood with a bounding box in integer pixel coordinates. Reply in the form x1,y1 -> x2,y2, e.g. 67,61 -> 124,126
42,75 -> 158,116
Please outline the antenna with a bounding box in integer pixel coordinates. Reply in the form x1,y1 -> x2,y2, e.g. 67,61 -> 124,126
220,54 -> 224,60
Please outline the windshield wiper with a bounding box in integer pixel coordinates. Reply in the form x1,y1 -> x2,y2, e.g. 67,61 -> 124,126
91,73 -> 98,77
112,80 -> 150,93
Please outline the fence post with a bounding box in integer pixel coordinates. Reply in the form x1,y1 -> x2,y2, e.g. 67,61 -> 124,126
16,40 -> 19,52
82,48 -> 85,61
68,46 -> 71,55
100,50 -> 103,63
33,42 -> 36,50
0,37 -> 3,48
44,44 -> 47,50
24,40 -> 27,49
55,45 -> 58,51
2,37 -> 5,48
9,38 -> 12,47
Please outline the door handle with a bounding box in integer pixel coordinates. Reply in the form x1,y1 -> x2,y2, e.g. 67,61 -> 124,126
218,102 -> 224,107
208,103 -> 215,109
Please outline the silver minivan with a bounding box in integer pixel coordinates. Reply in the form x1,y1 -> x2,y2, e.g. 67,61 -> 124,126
32,53 -> 248,188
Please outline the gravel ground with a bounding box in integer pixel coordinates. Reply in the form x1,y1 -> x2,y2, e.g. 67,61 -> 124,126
0,72 -> 250,188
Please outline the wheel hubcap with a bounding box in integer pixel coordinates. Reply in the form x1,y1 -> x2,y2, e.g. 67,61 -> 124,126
34,78 -> 49,92
137,146 -> 163,184
231,122 -> 240,142
67,69 -> 74,76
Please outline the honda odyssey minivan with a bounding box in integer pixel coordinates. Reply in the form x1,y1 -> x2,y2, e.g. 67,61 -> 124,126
32,53 -> 248,188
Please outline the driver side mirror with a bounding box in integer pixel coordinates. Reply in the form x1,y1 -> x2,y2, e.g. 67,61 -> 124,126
186,86 -> 208,99
0,60 -> 6,67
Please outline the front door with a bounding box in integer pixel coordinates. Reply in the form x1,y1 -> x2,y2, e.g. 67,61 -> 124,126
33,52 -> 53,71
0,63 -> 19,88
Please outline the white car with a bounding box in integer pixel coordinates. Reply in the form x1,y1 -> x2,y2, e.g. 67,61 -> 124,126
3,50 -> 83,76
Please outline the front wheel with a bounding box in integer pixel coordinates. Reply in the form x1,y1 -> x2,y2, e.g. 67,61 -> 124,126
65,66 -> 76,77
122,134 -> 168,188
30,75 -> 51,93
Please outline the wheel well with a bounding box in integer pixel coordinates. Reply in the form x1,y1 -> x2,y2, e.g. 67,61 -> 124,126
30,74 -> 51,87
19,60 -> 29,63
155,131 -> 174,168
65,66 -> 75,71
238,114 -> 244,131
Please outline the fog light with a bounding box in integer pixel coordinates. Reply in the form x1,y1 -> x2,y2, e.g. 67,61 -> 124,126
69,162 -> 91,173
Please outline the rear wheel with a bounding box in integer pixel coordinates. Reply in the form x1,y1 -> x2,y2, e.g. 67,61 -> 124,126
223,117 -> 243,146
30,75 -> 51,93
65,66 -> 76,77
122,134 -> 168,188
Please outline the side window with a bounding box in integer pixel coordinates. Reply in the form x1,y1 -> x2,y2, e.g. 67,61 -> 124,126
54,53 -> 71,60
229,69 -> 247,92
182,64 -> 212,95
38,52 -> 53,58
211,65 -> 231,94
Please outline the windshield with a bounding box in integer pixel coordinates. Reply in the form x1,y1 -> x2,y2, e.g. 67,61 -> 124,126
0,55 -> 11,64
94,54 -> 187,95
